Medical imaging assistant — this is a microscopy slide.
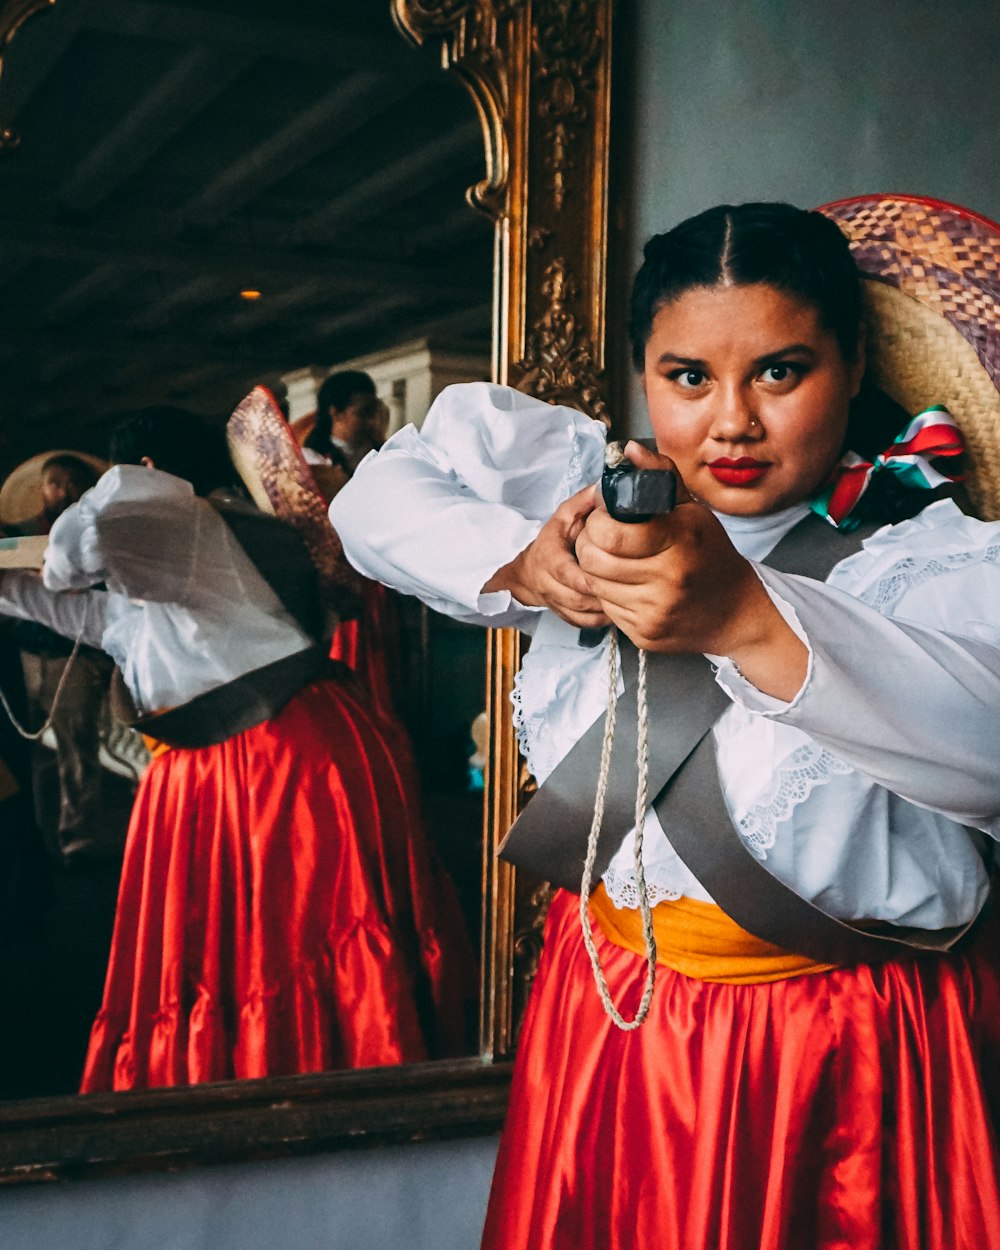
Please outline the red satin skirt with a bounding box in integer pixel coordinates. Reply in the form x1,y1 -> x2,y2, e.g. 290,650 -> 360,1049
80,674 -> 474,1092
482,889 -> 1000,1250
330,579 -> 402,727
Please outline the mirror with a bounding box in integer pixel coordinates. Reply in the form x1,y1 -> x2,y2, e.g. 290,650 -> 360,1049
0,0 -> 616,1180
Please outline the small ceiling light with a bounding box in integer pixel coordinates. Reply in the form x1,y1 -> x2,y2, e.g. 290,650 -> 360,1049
239,288 -> 263,301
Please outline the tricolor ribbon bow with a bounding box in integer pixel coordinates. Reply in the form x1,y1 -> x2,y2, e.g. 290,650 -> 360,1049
810,404 -> 965,530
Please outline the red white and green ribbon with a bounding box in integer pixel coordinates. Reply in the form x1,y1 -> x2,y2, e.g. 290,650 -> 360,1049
810,404 -> 965,530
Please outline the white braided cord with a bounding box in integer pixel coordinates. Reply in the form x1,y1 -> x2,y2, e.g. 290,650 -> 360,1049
579,629 -> 658,1029
0,602 -> 91,742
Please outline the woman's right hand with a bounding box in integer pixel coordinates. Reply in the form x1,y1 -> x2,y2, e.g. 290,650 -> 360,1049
481,484 -> 610,628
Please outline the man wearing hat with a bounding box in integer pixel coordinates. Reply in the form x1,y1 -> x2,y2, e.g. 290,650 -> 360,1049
1,451 -> 111,862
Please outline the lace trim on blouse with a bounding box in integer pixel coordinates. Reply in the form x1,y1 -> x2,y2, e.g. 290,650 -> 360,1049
604,531 -> 1000,904
603,861 -> 682,908
856,541 -> 1000,612
510,669 -> 536,770
735,742 -> 853,858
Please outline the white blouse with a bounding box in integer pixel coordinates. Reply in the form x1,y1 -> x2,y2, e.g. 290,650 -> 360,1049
0,465 -> 314,713
330,382 -> 1000,929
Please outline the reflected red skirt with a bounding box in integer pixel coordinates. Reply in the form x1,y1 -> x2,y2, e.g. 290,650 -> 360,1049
330,579 -> 402,727
483,889 -> 1000,1250
80,674 -> 474,1093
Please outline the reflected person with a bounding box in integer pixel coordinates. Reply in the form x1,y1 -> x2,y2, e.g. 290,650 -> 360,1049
7,453 -> 112,862
0,407 -> 472,1090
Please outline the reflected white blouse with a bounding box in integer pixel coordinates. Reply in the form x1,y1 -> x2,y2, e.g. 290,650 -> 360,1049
330,382 -> 1000,929
0,465 -> 314,712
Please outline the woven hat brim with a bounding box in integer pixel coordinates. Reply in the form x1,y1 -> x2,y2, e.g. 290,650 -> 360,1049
819,194 -> 1000,521
0,450 -> 110,526
226,387 -> 360,607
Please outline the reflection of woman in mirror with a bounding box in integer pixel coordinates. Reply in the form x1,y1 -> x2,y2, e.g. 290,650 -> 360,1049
300,369 -> 386,483
330,201 -> 1000,1248
0,407 -> 471,1091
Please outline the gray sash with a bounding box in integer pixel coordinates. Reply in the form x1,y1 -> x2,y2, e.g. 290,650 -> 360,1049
499,512 -> 983,959
110,645 -> 332,750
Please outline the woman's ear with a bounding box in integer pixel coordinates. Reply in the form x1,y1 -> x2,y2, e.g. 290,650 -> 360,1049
139,455 -> 156,470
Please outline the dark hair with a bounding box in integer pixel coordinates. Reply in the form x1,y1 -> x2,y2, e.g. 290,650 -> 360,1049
629,202 -> 863,371
305,371 -> 377,455
41,453 -> 99,491
109,406 -> 233,497
316,370 -> 375,416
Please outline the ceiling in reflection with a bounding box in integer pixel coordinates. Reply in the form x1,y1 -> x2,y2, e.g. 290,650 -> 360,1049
0,0 -> 493,466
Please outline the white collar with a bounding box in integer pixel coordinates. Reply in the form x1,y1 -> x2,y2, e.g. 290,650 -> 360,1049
715,501 -> 811,561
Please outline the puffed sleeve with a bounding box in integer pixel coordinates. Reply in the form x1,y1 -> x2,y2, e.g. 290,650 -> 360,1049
44,465 -> 199,601
714,504 -> 1000,831
328,382 -> 607,627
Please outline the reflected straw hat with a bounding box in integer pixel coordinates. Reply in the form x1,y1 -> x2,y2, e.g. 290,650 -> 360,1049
226,386 -> 361,612
0,449 -> 109,527
818,194 -> 1000,521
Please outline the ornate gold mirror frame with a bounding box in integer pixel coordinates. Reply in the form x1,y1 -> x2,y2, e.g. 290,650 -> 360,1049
0,0 -> 615,1184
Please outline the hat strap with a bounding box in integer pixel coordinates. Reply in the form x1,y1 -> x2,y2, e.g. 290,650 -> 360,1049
810,404 -> 965,530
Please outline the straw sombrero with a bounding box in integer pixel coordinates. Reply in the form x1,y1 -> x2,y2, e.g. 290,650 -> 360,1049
226,386 -> 360,612
0,449 -> 109,527
819,194 -> 1000,520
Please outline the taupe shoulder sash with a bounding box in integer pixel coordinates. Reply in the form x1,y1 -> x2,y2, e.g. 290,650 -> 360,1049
499,513 -> 984,960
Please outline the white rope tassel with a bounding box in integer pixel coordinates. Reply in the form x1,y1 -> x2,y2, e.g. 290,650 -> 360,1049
579,628 -> 658,1029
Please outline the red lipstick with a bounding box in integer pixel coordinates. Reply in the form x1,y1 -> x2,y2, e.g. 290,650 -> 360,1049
707,457 -> 770,486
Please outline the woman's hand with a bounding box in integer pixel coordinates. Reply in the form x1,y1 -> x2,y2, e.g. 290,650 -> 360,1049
575,442 -> 808,700
481,484 -> 610,628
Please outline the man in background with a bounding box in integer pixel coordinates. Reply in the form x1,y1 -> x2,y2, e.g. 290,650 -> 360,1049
6,453 -> 111,862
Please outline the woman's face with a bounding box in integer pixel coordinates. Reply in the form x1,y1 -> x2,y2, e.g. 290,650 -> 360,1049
642,283 -> 864,516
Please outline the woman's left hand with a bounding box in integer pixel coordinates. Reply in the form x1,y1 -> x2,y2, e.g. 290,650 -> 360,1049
575,443 -> 808,698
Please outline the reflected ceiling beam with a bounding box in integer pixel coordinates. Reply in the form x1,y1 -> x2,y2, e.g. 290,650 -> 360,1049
307,292 -> 425,341
45,260 -> 134,321
215,280 -> 346,335
79,0 -> 425,73
295,121 -> 481,242
354,203 -> 491,260
0,216 -> 476,298
0,3 -> 84,115
60,45 -> 254,212
404,301 -> 494,345
0,325 -> 277,369
131,273 -> 241,332
410,202 -> 492,250
180,70 -> 419,228
0,254 -> 33,288
314,301 -> 494,353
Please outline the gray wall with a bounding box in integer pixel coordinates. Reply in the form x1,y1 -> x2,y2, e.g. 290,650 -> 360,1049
0,1136 -> 499,1250
620,0 -> 1000,433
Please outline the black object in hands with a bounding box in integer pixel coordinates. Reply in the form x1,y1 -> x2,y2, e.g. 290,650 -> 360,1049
601,449 -> 676,523
578,444 -> 678,648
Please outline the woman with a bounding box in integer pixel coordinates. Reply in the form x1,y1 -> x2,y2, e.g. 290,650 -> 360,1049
329,198 -> 1000,1249
0,407 -> 471,1090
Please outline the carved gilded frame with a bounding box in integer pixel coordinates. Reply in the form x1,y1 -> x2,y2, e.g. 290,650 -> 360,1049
0,0 -> 615,1183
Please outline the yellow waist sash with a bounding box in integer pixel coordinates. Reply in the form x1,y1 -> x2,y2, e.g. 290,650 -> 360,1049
588,882 -> 840,984
142,734 -> 173,759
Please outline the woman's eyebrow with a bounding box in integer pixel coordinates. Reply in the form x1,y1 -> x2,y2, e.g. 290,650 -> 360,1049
753,343 -> 817,367
655,352 -> 707,367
